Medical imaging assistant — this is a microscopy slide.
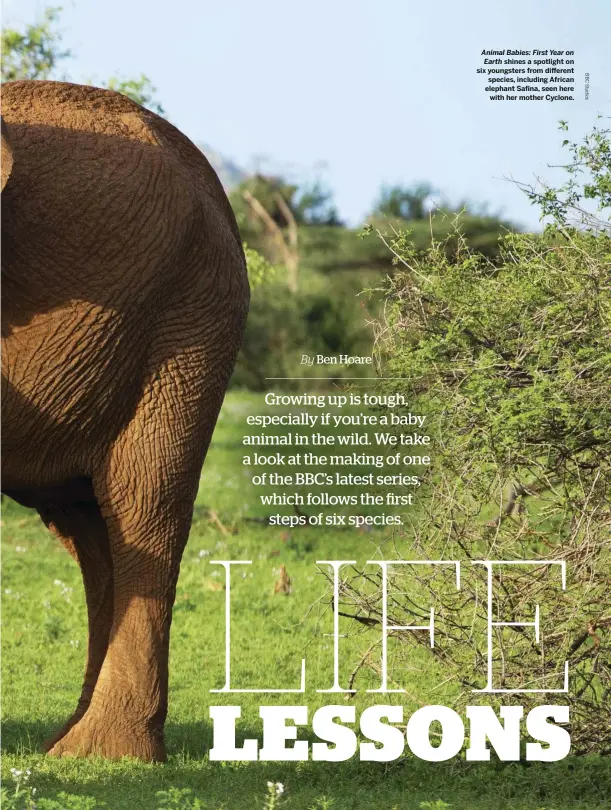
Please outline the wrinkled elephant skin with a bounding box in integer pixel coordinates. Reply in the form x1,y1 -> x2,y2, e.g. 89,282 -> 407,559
1,81 -> 250,761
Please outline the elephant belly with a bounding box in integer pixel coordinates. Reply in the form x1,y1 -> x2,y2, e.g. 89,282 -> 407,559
2,476 -> 97,510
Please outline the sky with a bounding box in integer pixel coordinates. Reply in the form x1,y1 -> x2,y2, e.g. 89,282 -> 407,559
4,0 -> 610,229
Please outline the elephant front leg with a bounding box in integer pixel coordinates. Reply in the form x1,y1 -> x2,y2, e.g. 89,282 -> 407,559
47,477 -> 195,762
38,501 -> 114,751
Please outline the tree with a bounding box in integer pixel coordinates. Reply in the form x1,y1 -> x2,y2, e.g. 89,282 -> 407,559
1,6 -> 164,115
1,7 -> 70,81
517,117 -> 611,235
371,182 -> 437,220
293,179 -> 342,226
230,173 -> 342,292
232,175 -> 300,292
232,173 -> 341,229
341,123 -> 611,753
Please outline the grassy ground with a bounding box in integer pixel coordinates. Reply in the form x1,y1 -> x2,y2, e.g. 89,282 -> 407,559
2,392 -> 610,809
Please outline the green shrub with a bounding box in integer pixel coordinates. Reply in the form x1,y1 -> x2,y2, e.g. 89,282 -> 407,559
345,123 -> 611,753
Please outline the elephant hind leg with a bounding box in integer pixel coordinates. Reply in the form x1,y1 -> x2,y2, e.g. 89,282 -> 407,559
47,338 -> 238,761
38,498 -> 114,751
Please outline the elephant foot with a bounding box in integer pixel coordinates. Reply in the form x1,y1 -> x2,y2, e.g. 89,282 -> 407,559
43,710 -> 87,752
45,711 -> 166,762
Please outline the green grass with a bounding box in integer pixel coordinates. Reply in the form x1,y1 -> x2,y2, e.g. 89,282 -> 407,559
2,391 -> 610,809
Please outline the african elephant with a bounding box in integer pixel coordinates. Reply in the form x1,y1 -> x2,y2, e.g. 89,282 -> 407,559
1,81 -> 249,761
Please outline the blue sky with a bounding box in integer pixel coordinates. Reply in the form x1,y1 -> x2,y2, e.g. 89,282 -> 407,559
4,0 -> 610,228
